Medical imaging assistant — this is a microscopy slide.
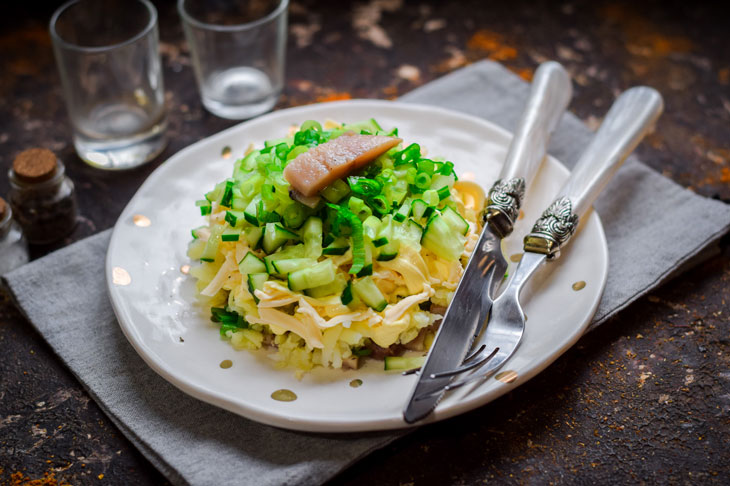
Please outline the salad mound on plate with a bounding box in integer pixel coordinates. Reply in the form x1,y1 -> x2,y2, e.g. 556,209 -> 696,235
187,118 -> 485,376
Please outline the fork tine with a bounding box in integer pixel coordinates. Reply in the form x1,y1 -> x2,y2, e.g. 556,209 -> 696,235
429,346 -> 499,379
463,344 -> 487,364
411,347 -> 502,402
401,343 -> 489,377
442,352 -> 513,392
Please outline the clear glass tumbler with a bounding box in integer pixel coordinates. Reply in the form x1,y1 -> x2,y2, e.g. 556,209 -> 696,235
179,0 -> 288,120
50,0 -> 167,170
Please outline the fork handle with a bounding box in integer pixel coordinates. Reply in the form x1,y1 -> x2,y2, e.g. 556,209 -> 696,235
524,86 -> 664,258
485,61 -> 572,236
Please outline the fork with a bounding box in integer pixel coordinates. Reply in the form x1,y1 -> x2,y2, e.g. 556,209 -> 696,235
429,86 -> 664,395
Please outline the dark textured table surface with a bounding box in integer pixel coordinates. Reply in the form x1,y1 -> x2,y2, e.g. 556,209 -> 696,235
1,0 -> 729,484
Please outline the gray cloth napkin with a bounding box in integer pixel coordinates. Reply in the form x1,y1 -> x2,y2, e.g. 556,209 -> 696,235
3,61 -> 730,486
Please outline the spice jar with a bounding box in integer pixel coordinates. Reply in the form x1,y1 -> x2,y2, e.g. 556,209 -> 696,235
0,196 -> 29,275
8,148 -> 78,244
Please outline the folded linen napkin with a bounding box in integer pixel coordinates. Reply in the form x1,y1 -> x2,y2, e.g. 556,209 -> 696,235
3,61 -> 729,486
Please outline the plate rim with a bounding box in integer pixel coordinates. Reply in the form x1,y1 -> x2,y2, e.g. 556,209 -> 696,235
106,99 -> 609,432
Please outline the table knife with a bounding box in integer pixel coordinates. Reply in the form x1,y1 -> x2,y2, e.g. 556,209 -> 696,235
403,61 -> 572,424
434,86 -> 664,396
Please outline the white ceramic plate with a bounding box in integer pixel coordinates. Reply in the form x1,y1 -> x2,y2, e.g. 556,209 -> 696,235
107,100 -> 608,433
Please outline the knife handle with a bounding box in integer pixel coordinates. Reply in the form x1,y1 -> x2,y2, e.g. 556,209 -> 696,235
485,61 -> 572,237
524,86 -> 664,259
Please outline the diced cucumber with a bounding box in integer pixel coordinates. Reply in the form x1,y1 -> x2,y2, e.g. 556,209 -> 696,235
231,188 -> 247,210
204,181 -> 225,204
263,244 -> 306,273
341,280 -> 354,306
363,215 -> 381,240
392,216 -> 424,246
322,233 -> 335,247
440,206 -> 469,235
263,223 -> 299,254
322,237 -> 350,255
302,217 -> 323,258
430,173 -> 455,191
221,228 -> 240,242
242,225 -> 263,248
239,252 -> 267,275
191,225 -> 207,239
387,185 -> 408,207
196,199 -> 212,216
232,159 -> 250,183
342,118 -> 382,134
257,199 -> 281,224
200,226 -> 223,262
305,274 -> 347,298
422,189 -> 439,206
272,258 -> 317,275
320,179 -> 351,203
225,210 -> 246,228
239,150 -> 260,172
264,136 -> 293,147
405,218 -> 424,240
287,260 -> 336,291
421,214 -> 466,261
356,263 -> 373,277
352,276 -> 387,312
393,200 -> 411,223
356,242 -> 374,276
281,201 -> 309,229
384,356 -> 426,371
220,179 -> 235,207
372,237 -> 388,247
376,241 -> 399,261
375,216 -> 399,260
239,173 -> 264,199
348,197 -> 372,220
244,195 -> 261,226
247,273 -> 269,303
187,238 -> 206,260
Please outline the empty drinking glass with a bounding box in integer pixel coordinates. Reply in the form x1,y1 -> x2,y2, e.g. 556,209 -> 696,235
50,0 -> 167,170
179,0 -> 288,120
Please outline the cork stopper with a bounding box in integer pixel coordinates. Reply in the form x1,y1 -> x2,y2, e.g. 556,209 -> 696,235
12,148 -> 58,183
0,197 -> 6,219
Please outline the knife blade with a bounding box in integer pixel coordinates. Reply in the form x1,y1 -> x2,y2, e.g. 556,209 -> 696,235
448,86 -> 665,394
403,61 -> 572,423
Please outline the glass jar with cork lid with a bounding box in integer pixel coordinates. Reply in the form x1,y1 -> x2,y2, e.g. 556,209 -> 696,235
0,196 -> 29,275
8,148 -> 78,244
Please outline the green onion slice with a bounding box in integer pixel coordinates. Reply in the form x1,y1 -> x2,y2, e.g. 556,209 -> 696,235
327,203 -> 366,275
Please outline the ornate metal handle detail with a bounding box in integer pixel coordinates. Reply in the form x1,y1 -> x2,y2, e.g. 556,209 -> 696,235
482,177 -> 526,238
523,196 -> 578,259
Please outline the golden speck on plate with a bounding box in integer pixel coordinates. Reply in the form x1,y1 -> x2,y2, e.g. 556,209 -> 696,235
572,280 -> 586,291
112,267 -> 131,286
495,370 -> 518,383
133,214 -> 151,227
518,209 -> 525,220
221,146 -> 232,159
180,264 -> 191,274
219,359 -> 233,369
349,379 -> 363,388
271,389 -> 297,402
509,253 -> 523,262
